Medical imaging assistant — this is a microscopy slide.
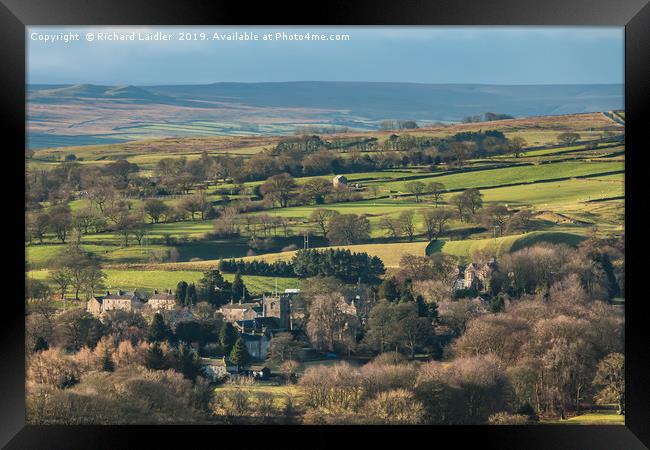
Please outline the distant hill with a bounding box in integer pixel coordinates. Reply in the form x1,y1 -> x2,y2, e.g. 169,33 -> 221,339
145,81 -> 623,120
29,84 -> 178,105
27,81 -> 623,150
30,81 -> 623,120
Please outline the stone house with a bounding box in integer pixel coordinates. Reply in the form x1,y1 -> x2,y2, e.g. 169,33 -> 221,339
147,289 -> 177,310
241,333 -> 270,361
234,316 -> 282,334
87,290 -> 145,315
463,260 -> 496,291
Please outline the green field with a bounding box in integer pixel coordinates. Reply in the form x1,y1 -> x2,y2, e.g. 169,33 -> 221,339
427,231 -> 586,259
541,410 -> 624,425
28,268 -> 301,296
213,381 -> 306,411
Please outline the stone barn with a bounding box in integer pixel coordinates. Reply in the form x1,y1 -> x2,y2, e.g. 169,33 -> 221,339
332,175 -> 348,187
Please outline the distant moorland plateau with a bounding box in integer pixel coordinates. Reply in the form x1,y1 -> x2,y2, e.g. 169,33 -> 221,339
27,81 -> 623,149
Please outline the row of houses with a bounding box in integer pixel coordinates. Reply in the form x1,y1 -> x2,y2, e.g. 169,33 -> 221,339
86,289 -> 176,315
86,288 -> 303,361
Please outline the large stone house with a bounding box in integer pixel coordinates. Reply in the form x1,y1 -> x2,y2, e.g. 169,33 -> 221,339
147,289 -> 177,310
234,316 -> 282,334
241,333 -> 270,360
460,259 -> 496,291
219,293 -> 293,331
87,290 -> 145,315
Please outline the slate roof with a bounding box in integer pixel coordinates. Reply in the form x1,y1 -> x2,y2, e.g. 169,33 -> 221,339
149,291 -> 175,300
221,302 -> 260,310
102,290 -> 142,300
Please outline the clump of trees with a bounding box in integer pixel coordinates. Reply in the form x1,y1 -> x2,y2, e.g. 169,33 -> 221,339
558,132 -> 581,145
463,112 -> 515,123
326,214 -> 371,245
292,249 -> 385,283
218,259 -> 294,277
379,120 -> 419,130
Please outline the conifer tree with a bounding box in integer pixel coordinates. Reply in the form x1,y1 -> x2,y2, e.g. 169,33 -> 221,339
198,269 -> 231,306
175,281 -> 188,305
145,342 -> 165,370
219,322 -> 238,353
229,337 -> 251,367
231,272 -> 247,301
101,346 -> 115,372
33,336 -> 49,353
378,277 -> 400,302
176,342 -> 200,380
149,313 -> 170,342
185,283 -> 198,307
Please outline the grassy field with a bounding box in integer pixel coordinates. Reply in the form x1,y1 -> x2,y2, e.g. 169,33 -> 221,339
28,268 -> 301,296
162,240 -> 432,269
427,231 -> 585,259
541,410 -> 624,425
213,381 -> 306,410
379,160 -> 623,193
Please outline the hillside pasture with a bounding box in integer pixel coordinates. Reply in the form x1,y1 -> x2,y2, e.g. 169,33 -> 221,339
426,231 -> 585,259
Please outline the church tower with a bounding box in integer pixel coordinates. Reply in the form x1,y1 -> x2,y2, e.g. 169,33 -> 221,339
262,294 -> 291,329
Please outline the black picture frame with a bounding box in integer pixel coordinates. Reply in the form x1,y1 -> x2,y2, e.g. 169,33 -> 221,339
2,0 -> 648,448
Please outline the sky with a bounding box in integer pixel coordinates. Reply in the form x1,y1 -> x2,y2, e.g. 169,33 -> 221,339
27,26 -> 624,86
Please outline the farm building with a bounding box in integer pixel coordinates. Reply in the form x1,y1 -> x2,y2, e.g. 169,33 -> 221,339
332,175 -> 348,187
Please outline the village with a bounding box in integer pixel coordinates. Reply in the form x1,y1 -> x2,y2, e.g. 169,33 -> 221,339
81,258 -> 497,383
